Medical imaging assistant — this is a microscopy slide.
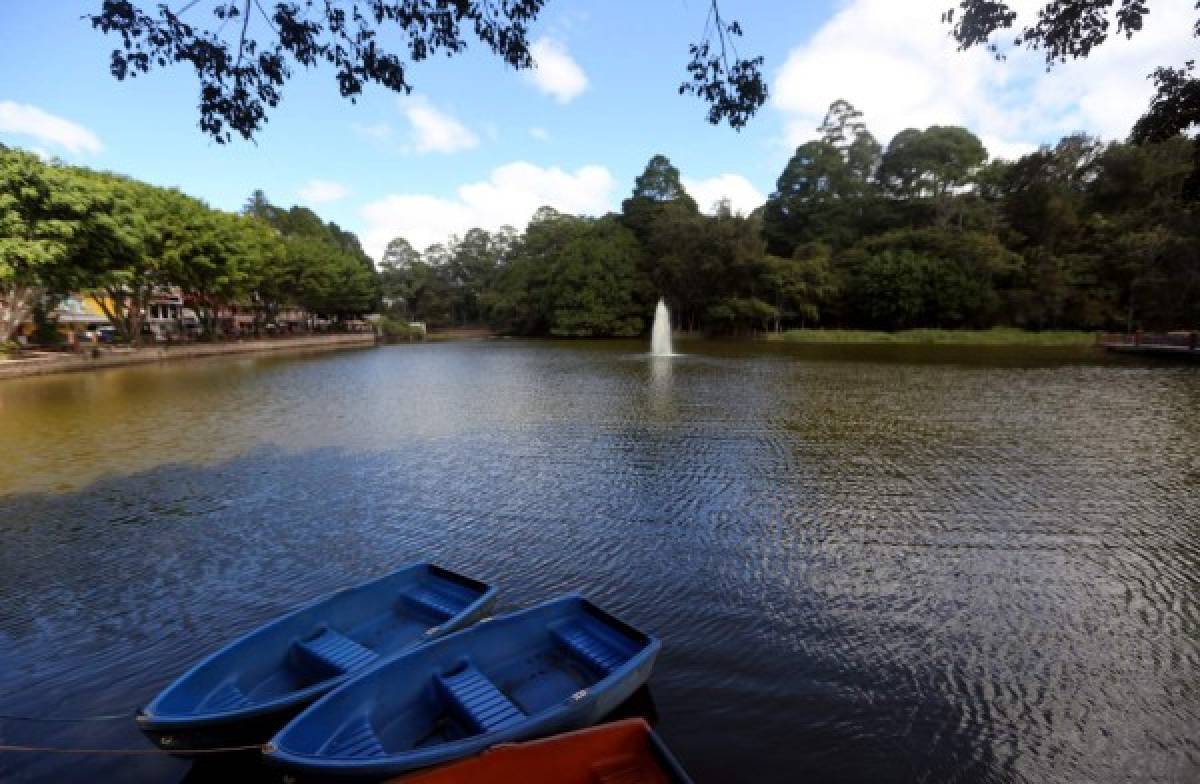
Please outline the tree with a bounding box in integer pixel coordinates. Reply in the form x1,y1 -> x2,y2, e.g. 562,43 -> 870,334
625,155 -> 698,209
242,189 -> 276,222
379,237 -> 420,316
1131,62 -> 1200,198
945,0 -> 1200,197
237,189 -> 380,323
839,228 -> 1019,329
176,207 -> 255,337
762,140 -> 855,254
446,227 -> 510,324
84,178 -> 193,345
285,234 -> 378,318
879,126 -> 988,200
0,149 -> 107,342
761,243 -> 838,330
819,99 -> 868,148
488,212 -> 646,337
90,1 -> 766,142
381,237 -> 421,271
818,99 -> 883,185
695,204 -> 776,333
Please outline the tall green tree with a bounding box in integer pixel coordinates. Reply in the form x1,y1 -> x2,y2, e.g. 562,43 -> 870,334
0,149 -> 108,342
879,126 -> 988,200
489,211 -> 646,336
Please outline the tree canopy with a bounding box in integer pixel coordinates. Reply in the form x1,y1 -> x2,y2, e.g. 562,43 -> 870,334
376,100 -> 1198,337
6,94 -> 1198,347
0,145 -> 379,344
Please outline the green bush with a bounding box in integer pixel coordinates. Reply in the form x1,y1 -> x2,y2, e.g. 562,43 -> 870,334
380,317 -> 425,341
779,328 -> 1096,346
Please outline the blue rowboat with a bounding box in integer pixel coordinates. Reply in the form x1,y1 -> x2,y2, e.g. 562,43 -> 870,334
265,595 -> 661,778
137,563 -> 496,753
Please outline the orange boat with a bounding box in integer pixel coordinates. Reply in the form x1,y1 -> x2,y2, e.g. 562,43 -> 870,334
395,719 -> 693,784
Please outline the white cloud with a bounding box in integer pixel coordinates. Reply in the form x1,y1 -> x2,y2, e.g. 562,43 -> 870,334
530,126 -> 551,141
360,161 -> 615,260
298,179 -> 350,205
402,96 -> 479,154
0,101 -> 102,154
524,38 -> 589,103
772,0 -> 1197,159
683,174 -> 766,215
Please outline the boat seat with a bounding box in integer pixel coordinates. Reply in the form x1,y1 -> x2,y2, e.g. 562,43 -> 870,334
553,625 -> 628,676
200,681 -> 250,712
434,662 -> 525,734
405,588 -> 461,620
294,628 -> 379,675
323,714 -> 386,758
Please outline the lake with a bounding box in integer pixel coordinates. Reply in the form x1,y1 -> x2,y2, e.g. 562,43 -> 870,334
0,340 -> 1196,783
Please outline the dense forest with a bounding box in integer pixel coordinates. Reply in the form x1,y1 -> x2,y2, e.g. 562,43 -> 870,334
4,98 -> 1198,345
0,145 -> 378,344
381,100 -> 1199,336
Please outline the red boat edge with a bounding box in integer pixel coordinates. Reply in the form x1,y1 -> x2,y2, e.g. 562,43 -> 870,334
393,718 -> 694,784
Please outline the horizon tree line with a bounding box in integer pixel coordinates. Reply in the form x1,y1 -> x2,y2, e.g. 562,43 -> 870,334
1,145 -> 378,346
379,99 -> 1199,336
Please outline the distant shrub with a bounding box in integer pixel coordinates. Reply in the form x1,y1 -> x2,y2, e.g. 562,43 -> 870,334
780,328 -> 1096,346
380,317 -> 425,342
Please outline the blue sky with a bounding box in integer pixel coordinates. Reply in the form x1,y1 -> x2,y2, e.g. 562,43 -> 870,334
1,1 -> 1195,261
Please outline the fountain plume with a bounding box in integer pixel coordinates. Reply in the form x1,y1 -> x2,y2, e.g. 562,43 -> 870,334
651,298 -> 673,357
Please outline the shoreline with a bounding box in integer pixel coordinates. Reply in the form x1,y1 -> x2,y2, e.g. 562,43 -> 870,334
0,333 -> 377,381
768,328 -> 1098,346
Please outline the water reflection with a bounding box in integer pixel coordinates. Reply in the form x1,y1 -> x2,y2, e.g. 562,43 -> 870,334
1,341 -> 1196,783
649,355 -> 674,414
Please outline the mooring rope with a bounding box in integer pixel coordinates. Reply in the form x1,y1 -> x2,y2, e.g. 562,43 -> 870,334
0,711 -> 135,723
0,710 -> 266,755
0,742 -> 265,755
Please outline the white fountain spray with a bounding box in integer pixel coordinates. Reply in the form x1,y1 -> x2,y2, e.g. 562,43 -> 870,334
651,298 -> 674,357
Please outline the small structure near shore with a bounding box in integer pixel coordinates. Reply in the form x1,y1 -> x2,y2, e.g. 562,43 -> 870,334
1099,331 -> 1200,360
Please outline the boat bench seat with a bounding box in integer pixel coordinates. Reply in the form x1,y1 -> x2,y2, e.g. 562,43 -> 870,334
404,588 -> 462,621
435,662 -> 525,734
200,681 -> 250,712
323,714 -> 386,758
553,624 -> 629,676
294,628 -> 379,675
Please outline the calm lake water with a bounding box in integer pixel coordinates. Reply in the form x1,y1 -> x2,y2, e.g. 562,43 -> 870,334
1,340 -> 1197,783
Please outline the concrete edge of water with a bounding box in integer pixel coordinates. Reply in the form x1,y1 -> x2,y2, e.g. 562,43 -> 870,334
0,334 -> 378,381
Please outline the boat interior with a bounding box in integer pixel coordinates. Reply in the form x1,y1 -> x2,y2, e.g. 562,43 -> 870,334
156,566 -> 486,716
310,602 -> 648,759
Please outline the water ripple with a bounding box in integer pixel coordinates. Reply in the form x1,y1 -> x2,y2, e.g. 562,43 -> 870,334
0,341 -> 1196,783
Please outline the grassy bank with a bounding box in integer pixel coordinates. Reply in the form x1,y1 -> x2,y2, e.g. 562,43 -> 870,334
773,328 -> 1097,346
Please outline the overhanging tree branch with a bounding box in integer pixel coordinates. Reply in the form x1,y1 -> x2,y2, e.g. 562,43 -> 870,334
89,1 -> 768,142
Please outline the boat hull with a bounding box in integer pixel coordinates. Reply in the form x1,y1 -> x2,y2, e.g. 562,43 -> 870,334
137,563 -> 496,755
394,718 -> 693,784
266,595 -> 661,778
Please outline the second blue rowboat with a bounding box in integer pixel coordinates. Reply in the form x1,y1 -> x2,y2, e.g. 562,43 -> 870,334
137,563 -> 496,753
265,594 -> 661,778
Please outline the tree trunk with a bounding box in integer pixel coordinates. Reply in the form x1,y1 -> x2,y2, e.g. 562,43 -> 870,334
99,286 -> 148,347
1,284 -> 39,343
